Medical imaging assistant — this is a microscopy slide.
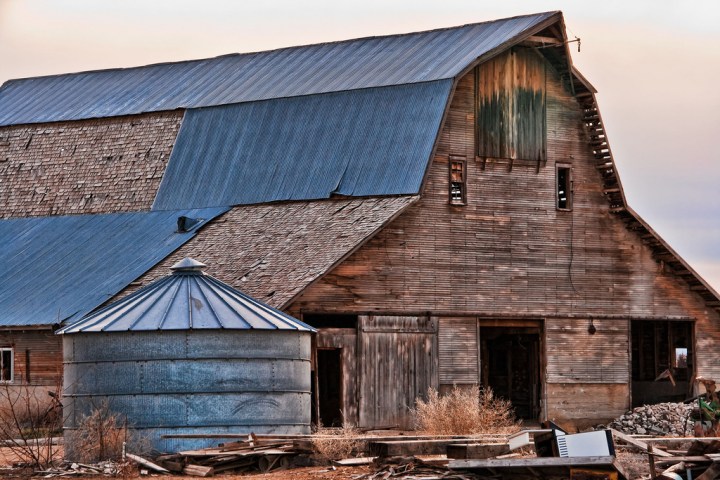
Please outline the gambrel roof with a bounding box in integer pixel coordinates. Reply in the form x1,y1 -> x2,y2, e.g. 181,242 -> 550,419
0,12 -> 558,126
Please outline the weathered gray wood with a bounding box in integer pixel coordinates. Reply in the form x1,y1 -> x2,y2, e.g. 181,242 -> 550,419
446,443 -> 510,459
370,439 -> 465,457
182,464 -> 215,477
126,453 -> 170,474
450,455 -> 617,469
611,429 -> 672,457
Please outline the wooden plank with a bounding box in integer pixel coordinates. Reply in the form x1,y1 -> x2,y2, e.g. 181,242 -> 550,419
450,456 -> 618,469
446,443 -> 510,459
370,439 -> 467,457
126,453 -> 170,474
611,429 -> 672,457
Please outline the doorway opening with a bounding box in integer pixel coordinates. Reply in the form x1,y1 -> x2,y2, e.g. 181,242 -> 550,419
480,327 -> 540,420
631,320 -> 693,406
317,348 -> 343,427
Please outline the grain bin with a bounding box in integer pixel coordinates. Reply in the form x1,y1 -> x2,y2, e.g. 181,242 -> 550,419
58,258 -> 315,453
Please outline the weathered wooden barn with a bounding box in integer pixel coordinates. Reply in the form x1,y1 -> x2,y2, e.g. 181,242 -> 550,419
0,11 -> 718,430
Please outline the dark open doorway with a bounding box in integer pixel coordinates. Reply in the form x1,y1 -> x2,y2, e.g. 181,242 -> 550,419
480,327 -> 540,420
317,348 -> 343,427
631,320 -> 693,406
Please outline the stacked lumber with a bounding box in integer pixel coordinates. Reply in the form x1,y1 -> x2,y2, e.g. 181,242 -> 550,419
151,435 -> 311,476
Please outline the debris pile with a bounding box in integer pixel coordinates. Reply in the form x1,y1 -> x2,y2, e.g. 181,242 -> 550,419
608,402 -> 694,436
357,456 -> 478,480
35,460 -> 127,477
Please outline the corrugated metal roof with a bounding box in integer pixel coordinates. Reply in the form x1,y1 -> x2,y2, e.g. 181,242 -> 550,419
0,207 -> 228,327
0,12 -> 559,126
152,81 -> 450,209
58,257 -> 315,333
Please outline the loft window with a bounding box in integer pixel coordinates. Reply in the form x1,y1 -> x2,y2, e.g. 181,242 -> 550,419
449,158 -> 467,205
0,348 -> 13,382
476,48 -> 547,162
556,165 -> 572,210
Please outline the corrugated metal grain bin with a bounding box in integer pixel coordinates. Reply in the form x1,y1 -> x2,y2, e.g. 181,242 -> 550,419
58,258 -> 315,454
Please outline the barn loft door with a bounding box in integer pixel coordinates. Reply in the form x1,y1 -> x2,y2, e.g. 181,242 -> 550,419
480,325 -> 541,420
358,316 -> 438,429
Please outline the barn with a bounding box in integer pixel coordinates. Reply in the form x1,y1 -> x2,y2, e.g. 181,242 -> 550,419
0,11 -> 718,431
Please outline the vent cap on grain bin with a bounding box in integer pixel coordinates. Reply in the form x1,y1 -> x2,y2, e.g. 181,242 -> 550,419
58,257 -> 315,333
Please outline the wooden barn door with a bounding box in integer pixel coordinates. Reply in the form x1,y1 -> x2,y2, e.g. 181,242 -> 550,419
358,316 -> 438,429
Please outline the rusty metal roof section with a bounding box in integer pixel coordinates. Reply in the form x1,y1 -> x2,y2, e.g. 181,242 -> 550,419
0,207 -> 228,327
152,81 -> 450,209
58,257 -> 315,333
0,12 -> 560,126
116,196 -> 420,310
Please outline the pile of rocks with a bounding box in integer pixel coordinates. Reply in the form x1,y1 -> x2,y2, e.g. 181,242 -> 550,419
608,402 -> 695,436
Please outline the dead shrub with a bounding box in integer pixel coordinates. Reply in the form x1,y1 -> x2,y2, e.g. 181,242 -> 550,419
413,385 -> 519,435
64,401 -> 129,463
0,382 -> 63,469
312,425 -> 362,462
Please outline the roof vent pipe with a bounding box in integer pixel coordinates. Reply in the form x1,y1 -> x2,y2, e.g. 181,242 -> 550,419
177,216 -> 201,233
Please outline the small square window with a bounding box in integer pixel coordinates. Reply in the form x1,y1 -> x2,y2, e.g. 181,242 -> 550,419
0,348 -> 13,382
449,158 -> 467,205
556,165 -> 572,210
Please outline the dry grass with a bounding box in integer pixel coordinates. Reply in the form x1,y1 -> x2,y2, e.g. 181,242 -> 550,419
64,402 -> 129,463
413,385 -> 520,435
311,425 -> 362,462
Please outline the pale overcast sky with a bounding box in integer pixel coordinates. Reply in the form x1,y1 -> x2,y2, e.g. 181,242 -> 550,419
1,0 -> 718,292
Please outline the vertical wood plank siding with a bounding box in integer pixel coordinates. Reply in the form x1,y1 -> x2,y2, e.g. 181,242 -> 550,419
439,317 -> 479,384
358,316 -> 437,429
476,48 -> 546,162
290,52 -> 720,425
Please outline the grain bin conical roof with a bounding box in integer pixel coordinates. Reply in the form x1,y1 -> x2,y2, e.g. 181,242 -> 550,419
58,258 -> 314,333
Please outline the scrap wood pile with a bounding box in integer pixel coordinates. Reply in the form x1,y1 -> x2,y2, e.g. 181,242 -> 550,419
33,460 -> 127,477
608,402 -> 694,436
132,435 -> 313,476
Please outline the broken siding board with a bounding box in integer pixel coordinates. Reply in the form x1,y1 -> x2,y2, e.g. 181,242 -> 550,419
438,317 -> 479,384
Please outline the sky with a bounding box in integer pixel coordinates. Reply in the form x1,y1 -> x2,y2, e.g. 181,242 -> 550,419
0,0 -> 718,292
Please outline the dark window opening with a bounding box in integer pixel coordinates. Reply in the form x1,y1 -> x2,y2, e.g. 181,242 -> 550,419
449,158 -> 467,205
0,348 -> 13,382
303,314 -> 358,329
317,348 -> 343,427
631,320 -> 693,406
556,165 -> 572,210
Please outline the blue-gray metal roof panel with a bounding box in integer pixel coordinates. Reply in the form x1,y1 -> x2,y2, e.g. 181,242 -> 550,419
0,207 -> 228,327
58,262 -> 315,333
152,80 -> 451,209
0,12 -> 559,126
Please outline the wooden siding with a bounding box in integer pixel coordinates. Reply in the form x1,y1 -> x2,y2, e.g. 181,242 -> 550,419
0,329 -> 62,386
316,328 -> 359,425
291,54 -> 720,423
358,316 -> 437,429
289,61 -> 718,337
477,48 -> 546,162
438,317 -> 479,384
0,112 -> 182,218
546,383 -> 629,429
545,318 -> 629,384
